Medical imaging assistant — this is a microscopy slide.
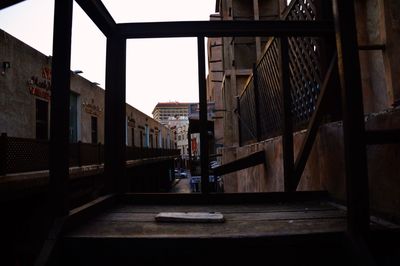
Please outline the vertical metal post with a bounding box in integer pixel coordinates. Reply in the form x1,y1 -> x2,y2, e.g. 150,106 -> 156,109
49,0 -> 73,216
279,37 -> 294,192
197,36 -> 209,194
333,0 -> 370,236
236,96 -> 242,147
105,35 -> 127,194
253,63 -> 262,141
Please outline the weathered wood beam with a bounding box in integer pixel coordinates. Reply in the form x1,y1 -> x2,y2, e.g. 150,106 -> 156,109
118,20 -> 334,39
75,0 -> 116,37
65,194 -> 116,231
333,0 -> 370,236
292,54 -> 338,190
120,191 -> 329,205
213,150 -> 265,177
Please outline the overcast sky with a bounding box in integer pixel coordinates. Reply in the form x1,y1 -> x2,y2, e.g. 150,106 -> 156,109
0,0 -> 216,116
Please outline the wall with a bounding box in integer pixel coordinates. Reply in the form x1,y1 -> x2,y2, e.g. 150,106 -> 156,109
383,0 -> 400,105
207,14 -> 224,147
126,104 -> 171,149
70,73 -> 105,143
0,28 -> 173,147
221,108 -> 400,222
0,29 -> 48,139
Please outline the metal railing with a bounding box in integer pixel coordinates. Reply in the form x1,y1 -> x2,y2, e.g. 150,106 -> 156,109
238,0 -> 335,145
0,133 -> 179,175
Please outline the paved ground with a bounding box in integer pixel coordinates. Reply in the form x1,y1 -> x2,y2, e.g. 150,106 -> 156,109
170,177 -> 191,193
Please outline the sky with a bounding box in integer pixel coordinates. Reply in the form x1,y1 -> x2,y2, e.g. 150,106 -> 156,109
0,0 -> 216,116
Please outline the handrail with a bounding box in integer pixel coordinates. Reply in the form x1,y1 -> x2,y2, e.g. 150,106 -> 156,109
238,0 -> 331,144
0,134 -> 179,175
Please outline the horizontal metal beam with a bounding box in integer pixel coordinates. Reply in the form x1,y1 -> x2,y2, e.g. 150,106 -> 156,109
0,0 -> 25,10
213,150 -> 266,176
118,20 -> 334,39
75,0 -> 116,37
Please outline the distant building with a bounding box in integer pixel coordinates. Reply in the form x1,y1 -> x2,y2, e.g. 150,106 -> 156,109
166,116 -> 190,156
152,102 -> 192,125
0,28 -> 174,148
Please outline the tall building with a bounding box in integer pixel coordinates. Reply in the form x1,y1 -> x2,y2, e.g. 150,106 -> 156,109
152,102 -> 191,125
207,0 -> 284,148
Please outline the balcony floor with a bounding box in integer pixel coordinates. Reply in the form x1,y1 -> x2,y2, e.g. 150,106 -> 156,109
65,200 -> 373,239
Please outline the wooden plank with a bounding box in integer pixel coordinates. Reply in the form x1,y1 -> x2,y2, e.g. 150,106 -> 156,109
279,37 -> 294,192
197,36 -> 209,194
65,217 -> 346,239
332,0 -> 370,236
49,0 -> 73,217
92,209 -> 345,223
112,202 -> 337,214
119,191 -> 330,205
155,212 -> 225,223
65,194 -> 116,232
34,217 -> 66,266
118,20 -> 334,39
212,150 -> 265,176
292,54 -> 338,189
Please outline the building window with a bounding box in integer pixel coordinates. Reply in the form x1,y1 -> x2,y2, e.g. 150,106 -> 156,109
145,125 -> 149,148
140,131 -> 143,148
35,99 -> 48,140
69,93 -> 78,143
91,116 -> 98,144
150,134 -> 153,148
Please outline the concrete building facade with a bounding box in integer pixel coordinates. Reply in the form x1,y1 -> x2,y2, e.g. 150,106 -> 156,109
152,102 -> 191,125
207,0 -> 284,148
0,28 -> 173,148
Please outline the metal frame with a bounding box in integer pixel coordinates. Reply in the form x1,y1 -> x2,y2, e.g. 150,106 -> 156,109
2,0 -> 370,243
